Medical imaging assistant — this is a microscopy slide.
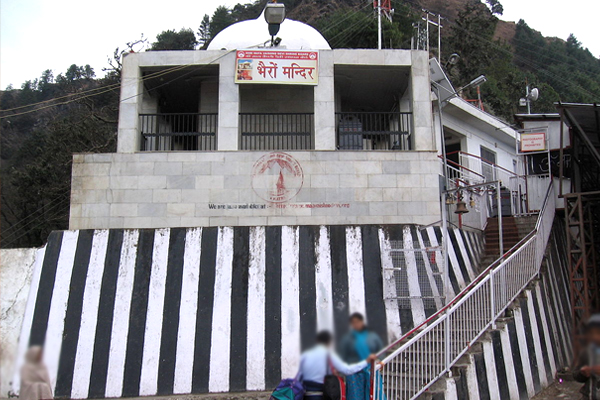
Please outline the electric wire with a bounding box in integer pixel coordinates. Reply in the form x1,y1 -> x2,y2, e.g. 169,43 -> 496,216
2,5 -> 374,117
1,5 -> 373,118
331,19 -> 373,49
0,62 -> 203,114
1,198 -> 72,248
318,2 -> 372,36
1,191 -> 72,242
326,7 -> 375,48
0,50 -> 236,119
119,49 -> 235,103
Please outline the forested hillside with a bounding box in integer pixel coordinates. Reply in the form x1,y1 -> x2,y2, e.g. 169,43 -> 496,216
1,0 -> 599,248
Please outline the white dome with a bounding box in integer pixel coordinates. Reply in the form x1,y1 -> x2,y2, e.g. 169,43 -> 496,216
207,14 -> 331,50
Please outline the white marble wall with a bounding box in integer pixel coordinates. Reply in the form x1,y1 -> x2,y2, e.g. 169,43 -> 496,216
70,151 -> 441,230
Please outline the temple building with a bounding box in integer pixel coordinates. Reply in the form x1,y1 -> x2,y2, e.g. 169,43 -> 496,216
3,7 -> 579,400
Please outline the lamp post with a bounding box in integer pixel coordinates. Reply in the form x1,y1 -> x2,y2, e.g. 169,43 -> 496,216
264,2 -> 286,46
457,75 -> 487,95
431,73 -> 487,308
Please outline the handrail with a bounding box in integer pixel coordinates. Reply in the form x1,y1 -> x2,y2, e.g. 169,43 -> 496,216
443,151 -> 530,216
373,227 -> 534,357
139,112 -> 218,116
439,155 -> 486,180
448,150 -> 519,177
370,181 -> 556,400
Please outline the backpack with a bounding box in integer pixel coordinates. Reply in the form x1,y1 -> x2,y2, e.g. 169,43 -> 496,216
270,374 -> 305,400
323,357 -> 346,400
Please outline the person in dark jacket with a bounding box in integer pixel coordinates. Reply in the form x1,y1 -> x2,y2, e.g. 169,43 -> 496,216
339,313 -> 384,400
574,314 -> 600,399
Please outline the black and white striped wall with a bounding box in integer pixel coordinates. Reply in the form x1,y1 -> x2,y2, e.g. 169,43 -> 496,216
438,220 -> 573,400
12,225 -> 483,398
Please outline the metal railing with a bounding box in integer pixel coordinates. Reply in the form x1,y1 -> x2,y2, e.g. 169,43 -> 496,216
442,158 -> 495,231
336,112 -> 412,150
140,113 -> 217,151
239,113 -> 313,150
452,151 -> 528,215
386,240 -> 445,310
371,181 -> 556,400
443,157 -> 486,186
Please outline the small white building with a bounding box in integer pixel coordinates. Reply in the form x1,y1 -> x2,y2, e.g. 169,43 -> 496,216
515,113 -> 572,209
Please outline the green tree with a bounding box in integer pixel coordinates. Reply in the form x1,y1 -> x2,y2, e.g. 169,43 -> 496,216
56,64 -> 95,84
1,68 -> 118,248
150,28 -> 198,50
198,14 -> 211,48
513,21 -> 600,104
313,2 -> 417,50
447,1 -> 499,86
230,1 -> 265,22
209,6 -> 235,39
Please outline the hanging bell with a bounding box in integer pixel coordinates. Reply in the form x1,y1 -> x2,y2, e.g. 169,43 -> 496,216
455,200 -> 469,214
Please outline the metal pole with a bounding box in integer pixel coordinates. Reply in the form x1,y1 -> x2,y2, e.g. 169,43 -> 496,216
490,271 -> 496,329
445,310 -> 451,376
559,109 -> 565,197
526,84 -> 531,114
426,12 -> 430,54
377,0 -> 382,50
437,14 -> 441,61
442,192 -> 450,305
433,84 -> 449,189
497,181 -> 504,256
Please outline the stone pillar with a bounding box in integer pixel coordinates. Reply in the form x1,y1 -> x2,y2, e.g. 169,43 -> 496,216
314,50 -> 336,150
117,53 -> 143,153
217,52 -> 240,151
410,51 -> 436,151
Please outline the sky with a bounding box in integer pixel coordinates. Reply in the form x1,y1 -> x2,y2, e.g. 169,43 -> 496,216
1,0 -> 599,89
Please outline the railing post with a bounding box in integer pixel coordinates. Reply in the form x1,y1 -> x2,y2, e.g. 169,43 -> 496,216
445,312 -> 451,376
490,271 -> 496,329
497,181 -> 504,256
441,192 -> 450,305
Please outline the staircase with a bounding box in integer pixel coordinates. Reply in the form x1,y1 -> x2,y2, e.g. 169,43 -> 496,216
478,216 -> 537,270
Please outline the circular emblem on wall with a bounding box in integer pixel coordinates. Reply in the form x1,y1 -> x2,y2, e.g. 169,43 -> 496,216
252,152 -> 304,203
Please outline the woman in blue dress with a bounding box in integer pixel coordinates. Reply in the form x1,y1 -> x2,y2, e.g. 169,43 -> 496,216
339,313 -> 384,400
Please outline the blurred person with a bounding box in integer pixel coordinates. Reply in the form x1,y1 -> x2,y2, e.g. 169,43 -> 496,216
300,330 -> 377,400
574,314 -> 600,400
20,346 -> 53,400
339,313 -> 384,400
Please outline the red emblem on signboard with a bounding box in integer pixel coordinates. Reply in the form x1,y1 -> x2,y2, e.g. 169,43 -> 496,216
251,152 -> 304,203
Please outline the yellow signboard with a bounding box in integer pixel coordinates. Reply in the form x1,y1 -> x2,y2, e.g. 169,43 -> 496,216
235,50 -> 318,85
520,132 -> 546,152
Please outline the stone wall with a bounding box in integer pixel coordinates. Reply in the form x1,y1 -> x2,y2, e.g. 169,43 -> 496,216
0,248 -> 38,397
69,151 -> 441,230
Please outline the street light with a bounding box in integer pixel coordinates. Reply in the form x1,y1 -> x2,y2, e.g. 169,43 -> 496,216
430,69 -> 487,310
458,75 -> 487,94
264,2 -> 286,45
